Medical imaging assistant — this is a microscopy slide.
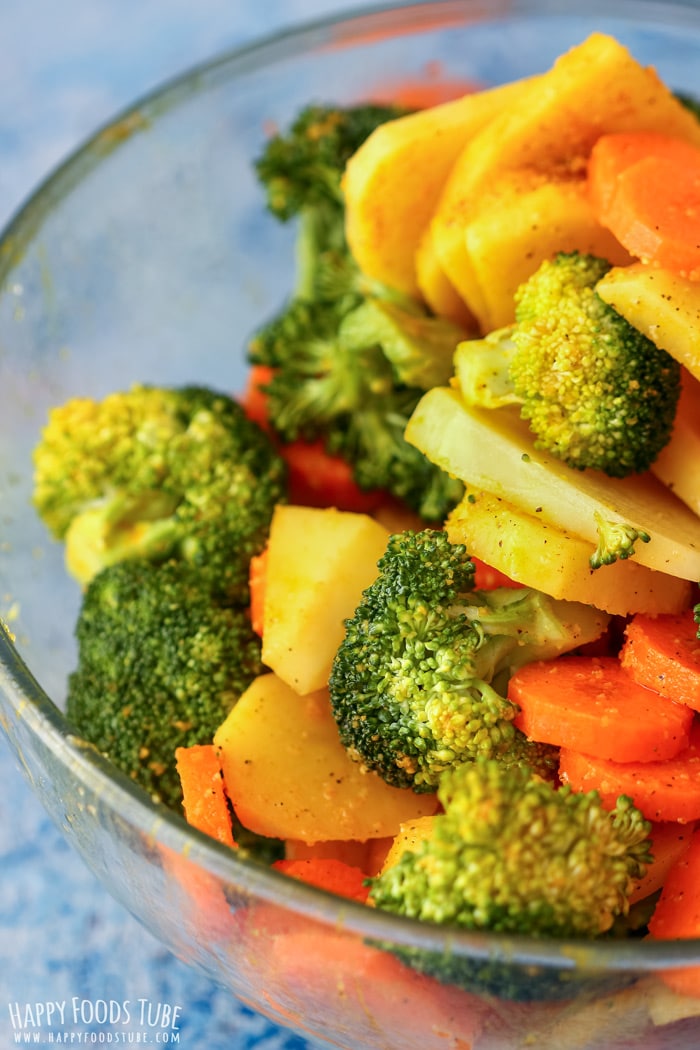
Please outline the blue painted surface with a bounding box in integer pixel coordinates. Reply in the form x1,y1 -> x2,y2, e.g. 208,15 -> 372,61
0,3 -> 363,1047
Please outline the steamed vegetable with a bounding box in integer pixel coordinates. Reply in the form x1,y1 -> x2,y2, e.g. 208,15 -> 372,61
329,529 -> 607,791
455,251 -> 681,477
32,383 -> 286,603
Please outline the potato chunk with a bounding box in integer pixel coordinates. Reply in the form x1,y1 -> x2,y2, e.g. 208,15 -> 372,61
446,489 -> 691,617
430,33 -> 700,326
214,674 -> 438,843
596,263 -> 700,383
652,371 -> 700,518
464,174 -> 631,330
406,385 -> 700,581
343,77 -> 529,298
262,505 -> 390,696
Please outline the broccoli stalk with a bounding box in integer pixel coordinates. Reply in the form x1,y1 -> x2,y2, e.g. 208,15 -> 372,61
250,103 -> 467,522
456,251 -> 681,478
66,558 -> 265,810
32,384 -> 287,602
370,759 -> 652,939
328,530 -> 609,792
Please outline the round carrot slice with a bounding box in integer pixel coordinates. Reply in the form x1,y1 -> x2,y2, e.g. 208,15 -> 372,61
588,131 -> 700,277
559,723 -> 700,824
588,132 -> 700,215
620,608 -> 700,711
509,655 -> 694,763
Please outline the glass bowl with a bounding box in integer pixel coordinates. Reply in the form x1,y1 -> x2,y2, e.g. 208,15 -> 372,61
3,2 -> 700,1048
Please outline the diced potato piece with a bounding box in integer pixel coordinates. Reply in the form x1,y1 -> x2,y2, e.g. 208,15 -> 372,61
378,815 -> 437,875
464,174 -> 632,330
262,505 -> 390,695
652,370 -> 700,517
446,489 -> 691,617
343,77 -> 530,297
596,263 -> 700,383
405,385 -> 700,581
214,674 -> 439,843
431,33 -> 700,325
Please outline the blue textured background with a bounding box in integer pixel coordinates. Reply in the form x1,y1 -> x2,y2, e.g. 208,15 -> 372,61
0,3 -> 366,1048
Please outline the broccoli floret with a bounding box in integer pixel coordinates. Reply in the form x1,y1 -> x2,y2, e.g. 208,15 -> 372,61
590,511 -> 651,571
32,384 -> 287,602
456,251 -> 681,478
66,558 -> 264,810
369,759 -> 652,939
250,102 -> 466,522
328,530 -> 609,791
251,298 -> 465,520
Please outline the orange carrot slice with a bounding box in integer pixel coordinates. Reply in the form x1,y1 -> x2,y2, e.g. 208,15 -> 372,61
248,547 -> 268,638
588,132 -> 700,215
175,744 -> 236,847
509,656 -> 694,763
588,132 -> 700,277
629,820 -> 697,905
620,608 -> 700,711
648,827 -> 700,996
273,858 -> 370,903
240,364 -> 275,432
559,723 -> 700,823
281,438 -> 385,513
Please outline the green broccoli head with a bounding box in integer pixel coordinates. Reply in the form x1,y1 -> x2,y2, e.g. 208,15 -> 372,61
456,251 -> 681,478
255,103 -> 410,223
329,530 -> 608,791
512,251 -> 681,476
66,558 -> 264,810
250,299 -> 465,522
369,758 -> 652,939
32,384 -> 287,602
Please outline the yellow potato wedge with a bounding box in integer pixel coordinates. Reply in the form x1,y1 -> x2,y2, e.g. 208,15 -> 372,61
378,815 -> 437,875
262,505 -> 390,696
214,673 -> 439,843
464,173 -> 632,330
405,385 -> 700,581
652,370 -> 700,517
430,33 -> 700,326
414,225 -> 477,330
343,76 -> 530,297
596,263 -> 700,383
446,489 -> 691,617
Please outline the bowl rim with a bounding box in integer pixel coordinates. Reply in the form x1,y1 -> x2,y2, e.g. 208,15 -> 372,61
3,0 -> 700,974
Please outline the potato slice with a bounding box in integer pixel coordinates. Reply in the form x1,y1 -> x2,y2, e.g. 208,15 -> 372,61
262,505 -> 390,696
464,173 -> 632,330
214,674 -> 439,843
596,263 -> 700,383
430,33 -> 700,325
343,76 -> 530,298
446,489 -> 691,616
405,385 -> 700,581
652,371 -> 700,517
